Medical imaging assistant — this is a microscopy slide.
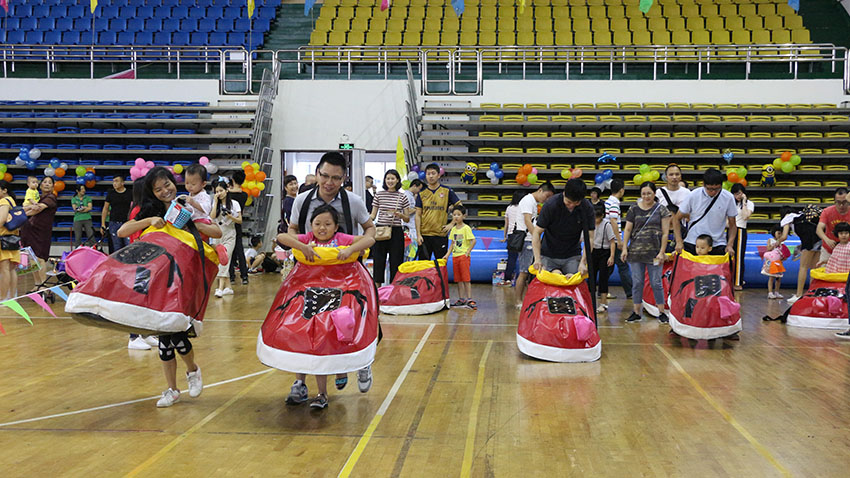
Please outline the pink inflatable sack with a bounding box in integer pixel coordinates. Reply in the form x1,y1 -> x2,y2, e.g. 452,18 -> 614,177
573,315 -> 595,342
377,285 -> 394,302
825,296 -> 843,315
64,246 -> 108,282
331,306 -> 356,343
718,296 -> 741,320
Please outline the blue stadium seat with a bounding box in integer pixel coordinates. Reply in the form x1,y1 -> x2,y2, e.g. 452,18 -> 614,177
172,6 -> 189,17
253,18 -> 271,32
99,31 -> 118,45
216,19 -> 234,31
198,18 -> 216,32
110,19 -> 128,31
127,18 -> 145,32
138,6 -> 154,17
196,0 -> 213,6
42,0 -> 61,6
126,145 -> 146,150
79,145 -> 102,150
118,6 -> 135,18
13,4 -> 33,16
257,6 -> 276,20
56,144 -> 78,149
163,18 -> 181,31
190,32 -> 208,46
11,128 -> 32,133
94,18 -> 110,30
129,0 -> 146,6
5,18 -> 20,31
103,145 -> 125,150
44,31 -> 62,44
135,31 -> 154,45
57,126 -> 78,133
25,31 -> 44,44
50,6 -> 68,18
172,32 -> 190,45
125,129 -> 148,134
181,19 -> 199,32
103,128 -> 125,134
79,31 -> 94,44
61,31 -> 80,45
234,18 -> 250,32
207,6 -> 224,18
154,6 -> 171,18
223,6 -> 241,19
73,18 -> 89,31
150,145 -> 172,150
208,32 -> 227,45
21,18 -> 38,30
111,0 -> 129,6
37,18 -> 56,31
104,113 -> 128,118
33,5 -> 51,17
264,0 -> 282,7
153,32 -> 170,45
145,19 -> 163,31
101,5 -> 119,18
67,5 -> 85,17
189,7 -> 206,19
117,32 -> 135,45
33,128 -> 57,134
33,144 -> 54,149
56,18 -> 74,31
149,129 -> 170,134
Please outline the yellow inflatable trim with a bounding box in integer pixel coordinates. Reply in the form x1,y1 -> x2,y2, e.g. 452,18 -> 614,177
528,266 -> 587,286
681,251 -> 730,265
398,259 -> 447,274
141,223 -> 220,265
291,245 -> 369,265
810,267 -> 849,283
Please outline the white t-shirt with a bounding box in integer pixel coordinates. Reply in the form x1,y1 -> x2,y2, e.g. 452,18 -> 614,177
215,198 -> 242,229
245,248 -> 258,262
516,193 -> 539,241
780,212 -> 799,236
189,190 -> 212,221
505,204 -> 520,234
656,186 -> 691,211
736,199 -> 755,229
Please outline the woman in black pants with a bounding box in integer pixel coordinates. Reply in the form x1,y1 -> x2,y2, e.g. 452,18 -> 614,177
370,169 -> 411,285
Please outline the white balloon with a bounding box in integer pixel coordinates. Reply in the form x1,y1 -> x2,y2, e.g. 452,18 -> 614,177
44,167 -> 55,177
407,171 -> 418,181
486,170 -> 496,179
490,177 -> 499,185
28,148 -> 42,160
15,156 -> 25,166
60,163 -> 69,170
205,163 -> 218,174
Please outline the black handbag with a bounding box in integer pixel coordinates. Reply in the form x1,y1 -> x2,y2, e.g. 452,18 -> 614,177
507,229 -> 526,252
0,234 -> 21,250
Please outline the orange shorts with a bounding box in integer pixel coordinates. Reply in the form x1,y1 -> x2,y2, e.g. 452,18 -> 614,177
453,254 -> 471,282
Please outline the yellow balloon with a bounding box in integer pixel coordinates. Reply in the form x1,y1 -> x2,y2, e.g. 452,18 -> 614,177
173,164 -> 183,174
258,183 -> 265,191
251,162 -> 260,172
241,161 -> 251,169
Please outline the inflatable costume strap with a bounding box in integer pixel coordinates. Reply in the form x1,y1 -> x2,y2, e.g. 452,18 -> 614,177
298,188 -> 354,235
433,260 -> 447,300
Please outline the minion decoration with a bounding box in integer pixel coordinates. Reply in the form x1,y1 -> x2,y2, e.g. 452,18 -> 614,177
460,162 -> 479,184
760,164 -> 776,187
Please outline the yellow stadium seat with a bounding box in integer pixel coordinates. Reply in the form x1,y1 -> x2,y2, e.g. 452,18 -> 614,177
732,29 -> 751,44
600,148 -> 621,155
478,131 -> 500,137
480,115 -> 500,121
599,132 -> 622,138
502,147 -> 524,154
722,132 -> 746,138
799,132 -> 823,138
551,148 -> 572,154
624,115 -> 647,122
575,148 -> 597,154
826,149 -> 850,154
478,147 -> 500,153
527,132 -> 548,137
673,132 -> 696,137
747,148 -> 771,154
502,132 -> 523,137
649,148 -> 671,154
575,115 -> 598,122
826,181 -> 849,187
574,132 -> 596,138
722,115 -> 746,122
825,115 -> 850,121
503,115 -> 524,122
673,148 -> 696,154
798,115 -> 824,122
798,165 -> 822,171
648,115 -> 671,122
815,103 -> 838,108
624,148 -> 646,154
649,132 -> 671,138
772,149 -> 796,155
799,148 -> 823,154
697,164 -> 715,171
748,132 -> 771,138
624,132 -> 646,138
527,115 -> 549,122
826,165 -> 850,171
797,181 -> 822,187
826,132 -> 850,138
773,132 -> 797,138
791,29 -> 811,44
551,132 -> 572,137
700,148 -> 722,154
698,132 -> 721,138
552,115 -> 573,122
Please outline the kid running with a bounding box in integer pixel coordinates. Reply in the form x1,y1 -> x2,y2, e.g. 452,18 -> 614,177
443,205 -> 477,309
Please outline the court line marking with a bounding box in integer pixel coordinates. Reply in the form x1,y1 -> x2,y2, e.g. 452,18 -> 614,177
0,347 -> 124,399
654,344 -> 791,477
337,323 -> 436,478
461,340 -> 493,478
829,347 -> 850,359
0,369 -> 273,428
124,371 -> 271,478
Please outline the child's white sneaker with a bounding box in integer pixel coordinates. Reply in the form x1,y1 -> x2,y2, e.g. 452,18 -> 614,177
767,292 -> 777,299
774,292 -> 784,299
786,294 -> 800,304
128,336 -> 151,350
214,289 -> 223,298
222,287 -> 234,296
156,388 -> 180,407
186,366 -> 203,398
143,336 -> 159,347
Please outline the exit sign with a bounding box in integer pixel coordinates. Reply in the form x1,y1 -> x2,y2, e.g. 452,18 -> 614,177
339,142 -> 355,150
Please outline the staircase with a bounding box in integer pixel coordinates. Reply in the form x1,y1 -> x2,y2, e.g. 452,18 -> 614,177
263,4 -> 316,78
801,0 -> 850,47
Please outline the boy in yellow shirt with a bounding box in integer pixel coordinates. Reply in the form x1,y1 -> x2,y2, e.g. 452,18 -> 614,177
23,176 -> 40,206
443,205 -> 477,309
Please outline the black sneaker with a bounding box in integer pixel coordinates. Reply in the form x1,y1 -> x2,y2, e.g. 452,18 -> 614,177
242,278 -> 249,285
625,312 -> 642,323
836,330 -> 850,339
658,313 -> 669,324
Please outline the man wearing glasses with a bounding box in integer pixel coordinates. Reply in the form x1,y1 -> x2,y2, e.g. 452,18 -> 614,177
673,168 -> 738,256
816,187 -> 850,264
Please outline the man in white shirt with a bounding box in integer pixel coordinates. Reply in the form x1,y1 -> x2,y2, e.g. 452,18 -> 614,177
515,182 -> 555,304
604,179 -> 632,299
673,168 -> 738,256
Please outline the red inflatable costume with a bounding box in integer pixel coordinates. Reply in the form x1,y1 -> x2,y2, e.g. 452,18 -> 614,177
379,259 -> 450,315
667,252 -> 742,339
516,269 -> 602,362
641,255 -> 674,317
257,247 -> 379,375
65,224 -> 219,335
787,268 -> 849,329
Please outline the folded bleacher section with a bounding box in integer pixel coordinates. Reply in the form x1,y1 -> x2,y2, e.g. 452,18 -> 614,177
420,102 -> 850,232
4,0 -> 281,50
0,100 -> 255,246
309,0 -> 812,57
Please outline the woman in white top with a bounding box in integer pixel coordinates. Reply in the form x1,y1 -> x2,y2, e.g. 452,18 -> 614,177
503,191 -> 524,285
211,177 -> 242,298
656,164 -> 691,253
370,169 -> 411,285
731,183 -> 754,290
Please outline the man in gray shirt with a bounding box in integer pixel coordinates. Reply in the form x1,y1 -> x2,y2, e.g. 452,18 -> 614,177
673,168 -> 738,256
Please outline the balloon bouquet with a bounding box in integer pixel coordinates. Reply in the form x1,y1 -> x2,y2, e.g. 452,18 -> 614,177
15,146 -> 42,172
594,169 -> 614,191
515,163 -> 539,186
632,163 -> 660,185
485,162 -> 504,185
74,165 -> 98,189
723,166 -> 749,190
240,161 -> 266,206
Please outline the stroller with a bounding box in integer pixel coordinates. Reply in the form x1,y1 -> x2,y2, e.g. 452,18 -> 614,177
33,237 -> 106,303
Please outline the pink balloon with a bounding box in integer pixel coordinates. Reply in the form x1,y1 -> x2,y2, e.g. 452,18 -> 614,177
198,156 -> 209,165
439,167 -> 445,176
134,158 -> 145,167
571,168 -> 583,179
145,161 -> 154,169
174,174 -> 183,183
522,181 -> 531,187
531,167 -> 538,175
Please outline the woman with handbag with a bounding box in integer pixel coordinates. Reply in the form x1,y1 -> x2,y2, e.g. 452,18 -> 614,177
621,181 -> 672,324
21,177 -> 58,291
370,169 -> 410,285
0,180 -> 22,299
503,191 -> 524,285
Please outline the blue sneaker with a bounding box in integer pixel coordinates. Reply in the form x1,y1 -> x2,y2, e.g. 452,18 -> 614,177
285,380 -> 308,405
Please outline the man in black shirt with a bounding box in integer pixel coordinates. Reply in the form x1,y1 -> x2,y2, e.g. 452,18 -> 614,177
532,179 -> 595,276
101,175 -> 132,253
229,170 -> 250,285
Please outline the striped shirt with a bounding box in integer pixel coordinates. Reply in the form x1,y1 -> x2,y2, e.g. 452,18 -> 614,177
373,190 -> 410,226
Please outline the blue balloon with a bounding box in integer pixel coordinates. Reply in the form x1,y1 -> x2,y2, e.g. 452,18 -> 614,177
84,171 -> 95,181
19,150 -> 29,161
595,173 -> 604,184
490,162 -> 499,171
603,169 -> 613,180
76,176 -> 85,185
26,161 -> 37,170
50,158 -> 61,169
19,146 -> 28,154
418,171 -> 426,180
495,170 -> 504,179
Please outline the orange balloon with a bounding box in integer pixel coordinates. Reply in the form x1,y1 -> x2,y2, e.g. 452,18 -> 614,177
251,188 -> 260,197
740,178 -> 748,187
521,164 -> 533,175
255,171 -> 266,182
244,166 -> 253,174
728,172 -> 740,183
3,173 -> 11,182
55,168 -> 66,178
245,172 -> 256,182
54,181 -> 66,193
516,173 -> 528,184
781,151 -> 792,161
85,180 -> 96,188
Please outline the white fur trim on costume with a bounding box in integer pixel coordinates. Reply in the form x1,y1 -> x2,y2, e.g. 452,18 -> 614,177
642,301 -> 660,317
668,312 -> 742,340
256,331 -> 377,374
380,299 -> 449,315
516,333 -> 602,363
787,315 -> 848,330
65,292 -> 196,333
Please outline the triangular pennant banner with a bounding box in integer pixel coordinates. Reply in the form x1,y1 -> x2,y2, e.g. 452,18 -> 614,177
2,299 -> 32,325
49,286 -> 69,301
1,0 -> 8,14
481,236 -> 493,251
0,319 -> 5,335
788,0 -> 799,12
304,0 -> 316,16
248,0 -> 255,18
638,0 -> 653,14
27,293 -> 57,318
452,0 -> 464,16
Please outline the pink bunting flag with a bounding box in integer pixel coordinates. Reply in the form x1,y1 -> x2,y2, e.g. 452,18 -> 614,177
2,299 -> 32,325
0,319 -> 5,335
480,236 -> 493,251
27,293 -> 57,318
0,0 -> 8,14
380,0 -> 391,12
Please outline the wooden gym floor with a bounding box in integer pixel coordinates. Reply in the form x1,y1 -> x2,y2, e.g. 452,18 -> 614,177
1,275 -> 849,477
